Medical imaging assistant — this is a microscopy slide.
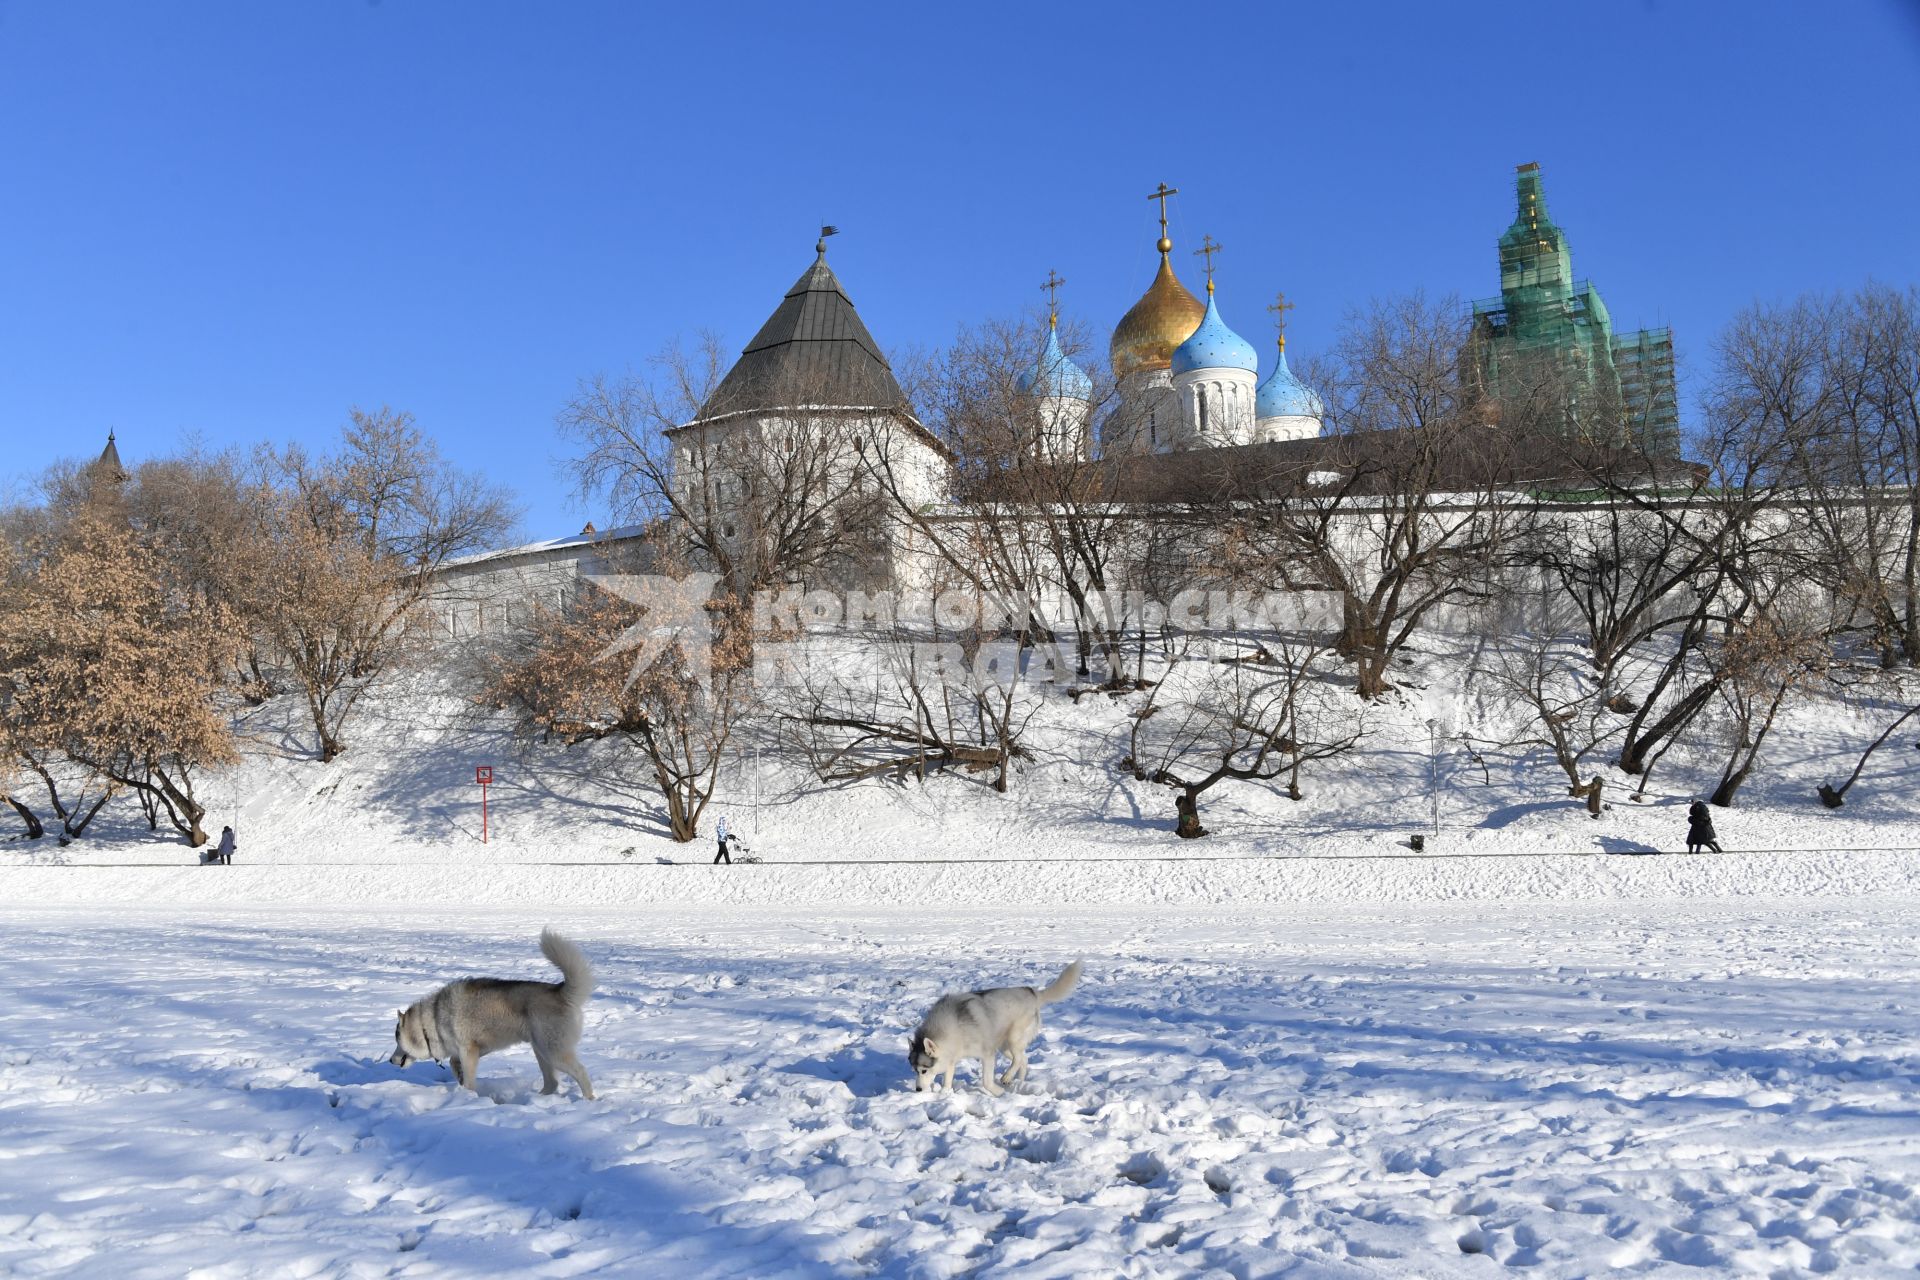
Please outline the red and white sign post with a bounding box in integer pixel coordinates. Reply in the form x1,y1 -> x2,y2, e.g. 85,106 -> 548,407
475,766 -> 493,843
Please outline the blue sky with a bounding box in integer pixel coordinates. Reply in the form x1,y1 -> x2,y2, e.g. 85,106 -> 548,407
3,1 -> 1918,537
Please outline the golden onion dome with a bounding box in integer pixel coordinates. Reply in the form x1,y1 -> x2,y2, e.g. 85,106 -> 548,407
1110,245 -> 1206,377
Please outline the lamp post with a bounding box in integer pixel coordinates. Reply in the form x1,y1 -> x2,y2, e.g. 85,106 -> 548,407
1426,718 -> 1440,841
475,765 -> 493,844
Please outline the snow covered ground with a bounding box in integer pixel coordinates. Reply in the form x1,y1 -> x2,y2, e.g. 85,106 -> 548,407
5,634 -> 1919,872
5,899 -> 1919,1278
5,628 -> 1919,1276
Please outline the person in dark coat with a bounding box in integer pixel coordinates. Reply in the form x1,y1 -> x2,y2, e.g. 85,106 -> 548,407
1685,801 -> 1722,854
713,815 -> 732,865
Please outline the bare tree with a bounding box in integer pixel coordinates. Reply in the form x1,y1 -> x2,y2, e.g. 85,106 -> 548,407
1701,589 -> 1831,807
1589,294 -> 1860,782
1472,619 -> 1623,818
892,314 -> 1147,683
0,533 -> 49,838
1223,295 -> 1527,699
1524,484 -> 1723,682
0,754 -> 40,839
1760,286 -> 1920,666
1127,630 -> 1363,838
1816,676 -> 1920,809
487,576 -> 748,841
127,449 -> 281,700
773,574 -> 1045,795
256,409 -> 517,761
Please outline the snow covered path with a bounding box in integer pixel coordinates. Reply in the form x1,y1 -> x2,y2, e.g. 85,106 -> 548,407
3,900 -> 1919,1277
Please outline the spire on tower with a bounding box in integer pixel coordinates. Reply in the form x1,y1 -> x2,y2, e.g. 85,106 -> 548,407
93,429 -> 127,483
1498,162 -> 1572,304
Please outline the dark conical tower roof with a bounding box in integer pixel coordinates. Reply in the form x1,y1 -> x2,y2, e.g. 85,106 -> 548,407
700,245 -> 908,419
92,430 -> 129,483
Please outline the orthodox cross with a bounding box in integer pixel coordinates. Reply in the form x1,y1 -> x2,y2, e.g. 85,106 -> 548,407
1146,183 -> 1178,247
1040,270 -> 1065,326
1267,291 -> 1295,351
1194,235 -> 1223,286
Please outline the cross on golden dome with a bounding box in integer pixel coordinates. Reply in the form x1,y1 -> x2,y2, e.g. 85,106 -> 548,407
1111,184 -> 1205,377
1146,183 -> 1178,254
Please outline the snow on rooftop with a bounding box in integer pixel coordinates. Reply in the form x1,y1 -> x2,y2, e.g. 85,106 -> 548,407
439,522 -> 647,571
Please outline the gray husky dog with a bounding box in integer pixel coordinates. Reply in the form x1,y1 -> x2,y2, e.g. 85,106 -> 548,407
389,927 -> 596,1100
908,960 -> 1082,1094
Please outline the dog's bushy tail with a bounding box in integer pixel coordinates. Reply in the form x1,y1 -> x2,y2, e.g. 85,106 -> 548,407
540,928 -> 595,1009
1038,959 -> 1083,1006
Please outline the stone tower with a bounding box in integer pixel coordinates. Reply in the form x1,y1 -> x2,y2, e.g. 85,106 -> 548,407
1466,163 -> 1679,455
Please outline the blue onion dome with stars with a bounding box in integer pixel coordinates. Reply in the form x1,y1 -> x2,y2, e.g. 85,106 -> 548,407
1017,320 -> 1094,400
1170,283 -> 1259,375
1257,348 -> 1325,418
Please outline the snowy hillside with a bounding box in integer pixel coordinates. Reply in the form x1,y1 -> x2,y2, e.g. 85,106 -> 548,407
6,633 -> 1918,876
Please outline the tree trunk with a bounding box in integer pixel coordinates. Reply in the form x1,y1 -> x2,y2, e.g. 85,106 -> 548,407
1174,791 -> 1206,839
1819,702 -> 1920,808
1352,659 -> 1390,701
65,787 -> 114,839
1617,680 -> 1718,775
309,688 -> 345,762
1339,601 -> 1389,699
5,795 -> 43,839
665,786 -> 694,841
122,766 -> 209,846
1571,776 -> 1603,819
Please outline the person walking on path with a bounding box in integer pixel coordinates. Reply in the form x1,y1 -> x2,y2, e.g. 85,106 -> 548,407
713,815 -> 732,865
1685,800 -> 1722,854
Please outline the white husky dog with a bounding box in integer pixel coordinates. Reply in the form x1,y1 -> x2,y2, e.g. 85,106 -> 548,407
907,960 -> 1082,1094
389,927 -> 596,1100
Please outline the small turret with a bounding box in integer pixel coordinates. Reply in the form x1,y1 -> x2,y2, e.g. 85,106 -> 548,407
91,430 -> 129,484
1017,311 -> 1094,402
1017,283 -> 1095,460
1255,292 -> 1324,443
